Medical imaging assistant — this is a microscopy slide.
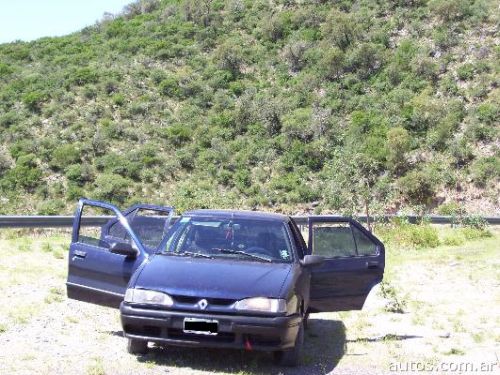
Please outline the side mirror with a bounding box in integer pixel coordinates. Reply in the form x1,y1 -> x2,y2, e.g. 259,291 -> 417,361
109,241 -> 138,258
300,254 -> 325,267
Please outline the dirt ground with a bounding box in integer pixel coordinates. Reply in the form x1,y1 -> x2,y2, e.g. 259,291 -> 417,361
0,228 -> 498,375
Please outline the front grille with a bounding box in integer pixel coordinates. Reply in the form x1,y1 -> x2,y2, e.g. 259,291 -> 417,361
172,295 -> 236,306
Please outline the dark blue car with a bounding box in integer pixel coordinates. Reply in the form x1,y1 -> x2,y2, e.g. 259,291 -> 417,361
67,199 -> 384,366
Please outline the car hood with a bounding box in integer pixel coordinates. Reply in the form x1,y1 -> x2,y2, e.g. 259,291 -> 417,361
133,255 -> 292,300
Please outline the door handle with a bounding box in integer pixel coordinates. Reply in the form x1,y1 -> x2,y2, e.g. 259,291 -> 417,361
74,250 -> 87,258
366,261 -> 379,269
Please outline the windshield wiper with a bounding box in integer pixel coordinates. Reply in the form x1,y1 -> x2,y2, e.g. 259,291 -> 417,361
161,251 -> 212,259
213,248 -> 272,262
179,251 -> 213,259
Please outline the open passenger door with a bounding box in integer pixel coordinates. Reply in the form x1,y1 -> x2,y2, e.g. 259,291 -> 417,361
66,199 -> 174,308
307,217 -> 385,312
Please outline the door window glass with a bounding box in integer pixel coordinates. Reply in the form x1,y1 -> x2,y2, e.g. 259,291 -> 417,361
311,221 -> 378,258
311,222 -> 356,257
78,206 -> 119,249
352,225 -> 377,256
108,208 -> 170,250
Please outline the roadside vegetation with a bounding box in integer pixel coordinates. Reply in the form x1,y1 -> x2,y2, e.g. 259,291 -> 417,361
0,0 -> 498,215
0,225 -> 498,374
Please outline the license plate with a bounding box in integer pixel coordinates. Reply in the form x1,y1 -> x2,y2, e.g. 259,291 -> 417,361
183,318 -> 218,336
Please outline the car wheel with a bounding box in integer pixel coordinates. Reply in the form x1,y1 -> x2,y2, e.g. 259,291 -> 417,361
127,338 -> 148,355
273,322 -> 304,367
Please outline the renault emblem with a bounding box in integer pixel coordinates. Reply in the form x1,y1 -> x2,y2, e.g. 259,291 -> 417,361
198,299 -> 208,310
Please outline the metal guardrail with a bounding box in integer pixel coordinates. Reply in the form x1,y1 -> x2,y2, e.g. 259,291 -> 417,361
0,215 -> 499,228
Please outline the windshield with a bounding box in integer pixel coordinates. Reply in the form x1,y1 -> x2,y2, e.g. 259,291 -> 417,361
162,216 -> 294,263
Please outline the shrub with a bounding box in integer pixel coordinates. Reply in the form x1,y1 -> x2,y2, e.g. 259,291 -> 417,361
22,91 -> 47,112
3,154 -> 43,190
379,222 -> 440,249
470,157 -> 500,187
65,163 -> 95,185
50,144 -> 80,171
70,67 -> 99,86
457,63 -> 475,80
322,10 -> 357,50
347,43 -> 384,79
214,41 -> 245,77
281,108 -> 313,142
460,227 -> 492,240
162,124 -> 192,146
476,103 -> 498,125
111,93 -> 126,106
380,281 -> 406,313
460,215 -> 488,230
93,173 -> 131,204
386,127 -> 411,174
37,199 -> 65,215
0,111 -> 18,127
441,233 -> 465,246
319,47 -> 345,80
282,41 -> 310,72
0,148 -> 13,175
399,168 -> 440,205
159,75 -> 180,97
437,202 -> 466,216
428,0 -> 472,22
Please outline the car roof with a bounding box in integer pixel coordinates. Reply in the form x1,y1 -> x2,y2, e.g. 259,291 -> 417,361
182,209 -> 289,222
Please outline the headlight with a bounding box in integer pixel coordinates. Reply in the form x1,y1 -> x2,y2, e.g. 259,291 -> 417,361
124,288 -> 173,307
234,297 -> 286,313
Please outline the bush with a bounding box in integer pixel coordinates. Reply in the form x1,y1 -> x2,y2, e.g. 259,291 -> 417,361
93,173 -> 131,204
437,202 -> 466,216
386,127 -> 411,174
457,63 -> 475,80
470,157 -> 500,187
69,67 -> 99,86
319,48 -> 345,80
159,75 -> 180,97
460,215 -> 488,230
50,144 -> 80,171
162,124 -> 192,146
379,222 -> 440,249
65,163 -> 95,185
111,93 -> 126,106
282,41 -> 309,72
476,103 -> 498,125
441,233 -> 465,246
2,154 -> 42,191
428,0 -> 472,22
22,91 -> 47,112
0,148 -> 13,175
399,168 -> 441,205
460,227 -> 492,240
37,199 -> 65,215
322,10 -> 357,50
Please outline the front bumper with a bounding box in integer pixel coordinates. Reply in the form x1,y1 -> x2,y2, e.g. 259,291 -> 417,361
120,303 -> 301,351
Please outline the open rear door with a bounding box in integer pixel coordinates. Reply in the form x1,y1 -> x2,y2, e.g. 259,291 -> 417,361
307,216 -> 385,312
66,199 -> 173,308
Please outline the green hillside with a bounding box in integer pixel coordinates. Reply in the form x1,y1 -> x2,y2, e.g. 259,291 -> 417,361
0,0 -> 498,215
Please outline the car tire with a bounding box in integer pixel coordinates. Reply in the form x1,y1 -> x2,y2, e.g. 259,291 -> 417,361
273,322 -> 304,367
127,338 -> 148,355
